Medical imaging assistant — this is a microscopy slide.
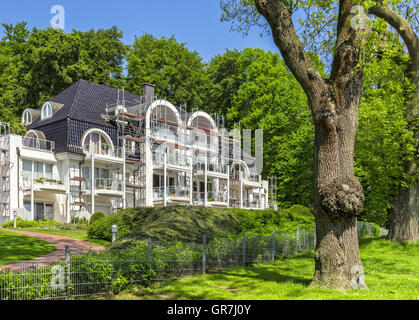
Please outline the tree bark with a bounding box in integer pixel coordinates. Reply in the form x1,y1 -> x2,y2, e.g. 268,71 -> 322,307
255,0 -> 370,289
369,5 -> 419,242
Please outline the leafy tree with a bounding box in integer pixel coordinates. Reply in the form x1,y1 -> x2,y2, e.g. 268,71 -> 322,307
126,34 -> 208,110
220,0 -> 418,289
0,23 -> 127,122
206,48 -> 314,207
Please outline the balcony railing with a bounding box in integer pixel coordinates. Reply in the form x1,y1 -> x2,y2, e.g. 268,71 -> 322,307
84,178 -> 123,192
193,163 -> 228,174
247,174 -> 260,183
243,199 -> 261,209
22,137 -> 55,152
193,191 -> 228,203
22,172 -> 64,188
153,152 -> 191,168
153,186 -> 190,199
83,145 -> 123,158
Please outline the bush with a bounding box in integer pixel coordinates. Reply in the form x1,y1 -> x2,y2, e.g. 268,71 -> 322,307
88,206 -> 242,244
228,206 -> 315,235
89,212 -> 106,225
2,217 -> 62,229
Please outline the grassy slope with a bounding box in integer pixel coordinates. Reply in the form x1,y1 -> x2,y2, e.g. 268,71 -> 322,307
97,237 -> 419,300
0,230 -> 56,264
5,228 -> 109,246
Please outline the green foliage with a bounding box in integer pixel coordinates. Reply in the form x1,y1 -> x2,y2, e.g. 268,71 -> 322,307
89,212 -> 106,225
204,48 -> 315,208
88,206 -> 314,250
2,217 -> 62,229
0,23 -> 126,122
355,28 -> 416,225
228,207 -> 315,235
126,34 -> 207,109
88,206 -> 242,245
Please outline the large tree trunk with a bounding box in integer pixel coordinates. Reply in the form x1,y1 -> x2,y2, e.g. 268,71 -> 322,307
369,5 -> 419,243
311,82 -> 366,289
255,0 -> 369,289
388,180 -> 419,242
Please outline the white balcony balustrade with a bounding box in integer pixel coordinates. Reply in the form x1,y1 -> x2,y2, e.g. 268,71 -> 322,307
22,137 -> 55,152
153,186 -> 190,199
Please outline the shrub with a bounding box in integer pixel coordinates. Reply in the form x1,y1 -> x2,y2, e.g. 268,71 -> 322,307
2,217 -> 62,229
89,212 -> 105,225
285,205 -> 313,217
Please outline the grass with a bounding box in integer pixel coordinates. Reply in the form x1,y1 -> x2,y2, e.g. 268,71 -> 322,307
87,237 -> 419,300
0,230 -> 56,265
4,228 -> 110,247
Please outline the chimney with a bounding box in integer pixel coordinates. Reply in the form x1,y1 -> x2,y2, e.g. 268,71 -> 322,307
142,83 -> 156,103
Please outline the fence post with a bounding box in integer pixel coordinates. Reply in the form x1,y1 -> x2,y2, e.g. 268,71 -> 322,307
242,232 -> 246,267
272,229 -> 276,261
111,225 -> 118,243
295,228 -> 300,256
147,238 -> 152,264
202,234 -> 206,274
65,246 -> 70,300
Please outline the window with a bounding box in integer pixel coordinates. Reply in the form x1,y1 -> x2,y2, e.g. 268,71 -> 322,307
41,102 -> 53,120
22,110 -> 32,125
83,131 -> 112,155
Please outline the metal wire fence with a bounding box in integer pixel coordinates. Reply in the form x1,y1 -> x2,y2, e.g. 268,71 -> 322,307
0,229 -> 313,300
0,222 -> 386,300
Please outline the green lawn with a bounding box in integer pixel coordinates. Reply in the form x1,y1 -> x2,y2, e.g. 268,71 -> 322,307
0,230 -> 56,265
4,228 -> 109,247
90,237 -> 419,300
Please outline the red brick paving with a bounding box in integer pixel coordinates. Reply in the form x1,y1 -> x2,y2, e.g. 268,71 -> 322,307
0,229 -> 105,272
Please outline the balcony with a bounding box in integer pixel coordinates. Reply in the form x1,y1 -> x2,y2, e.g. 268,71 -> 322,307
22,137 -> 55,152
84,178 -> 124,196
153,186 -> 190,201
193,162 -> 228,177
0,136 -> 9,150
22,172 -> 65,192
153,152 -> 191,170
83,145 -> 124,163
242,199 -> 261,209
192,191 -> 228,206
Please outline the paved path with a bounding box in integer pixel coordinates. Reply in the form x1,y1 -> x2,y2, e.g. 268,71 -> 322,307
0,229 -> 105,272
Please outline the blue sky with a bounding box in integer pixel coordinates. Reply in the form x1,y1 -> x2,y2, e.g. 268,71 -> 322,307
0,0 -> 279,63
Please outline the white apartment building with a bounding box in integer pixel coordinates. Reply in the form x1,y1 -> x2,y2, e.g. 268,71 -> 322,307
0,80 -> 269,224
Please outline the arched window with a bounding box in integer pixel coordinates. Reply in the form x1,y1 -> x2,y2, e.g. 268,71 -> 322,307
41,102 -> 53,120
23,131 -> 40,149
22,110 -> 32,125
82,130 -> 113,156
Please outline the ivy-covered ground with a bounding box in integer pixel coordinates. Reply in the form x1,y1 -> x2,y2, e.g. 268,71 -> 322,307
86,237 -> 419,300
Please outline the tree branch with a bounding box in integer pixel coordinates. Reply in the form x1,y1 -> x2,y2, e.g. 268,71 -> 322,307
369,4 -> 419,80
254,0 -> 326,109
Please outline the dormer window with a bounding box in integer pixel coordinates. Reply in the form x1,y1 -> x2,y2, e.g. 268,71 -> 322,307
41,102 -> 53,120
22,109 -> 32,125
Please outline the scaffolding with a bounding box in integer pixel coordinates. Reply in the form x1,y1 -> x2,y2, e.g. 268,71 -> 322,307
105,89 -> 149,207
0,122 -> 11,224
68,166 -> 87,222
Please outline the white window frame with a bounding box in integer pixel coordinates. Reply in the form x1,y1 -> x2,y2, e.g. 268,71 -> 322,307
41,102 -> 53,120
22,109 -> 32,125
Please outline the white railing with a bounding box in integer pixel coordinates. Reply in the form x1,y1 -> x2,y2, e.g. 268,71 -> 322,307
153,186 -> 190,199
22,137 -> 55,152
22,172 -> 64,188
153,152 -> 191,167
83,145 -> 123,158
84,178 -> 123,192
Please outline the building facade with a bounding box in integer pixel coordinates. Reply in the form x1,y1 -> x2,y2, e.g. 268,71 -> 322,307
0,80 -> 269,224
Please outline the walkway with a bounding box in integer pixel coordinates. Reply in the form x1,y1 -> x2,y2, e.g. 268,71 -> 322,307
0,229 -> 105,272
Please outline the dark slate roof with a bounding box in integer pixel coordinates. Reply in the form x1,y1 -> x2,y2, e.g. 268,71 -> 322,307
28,79 -> 141,129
